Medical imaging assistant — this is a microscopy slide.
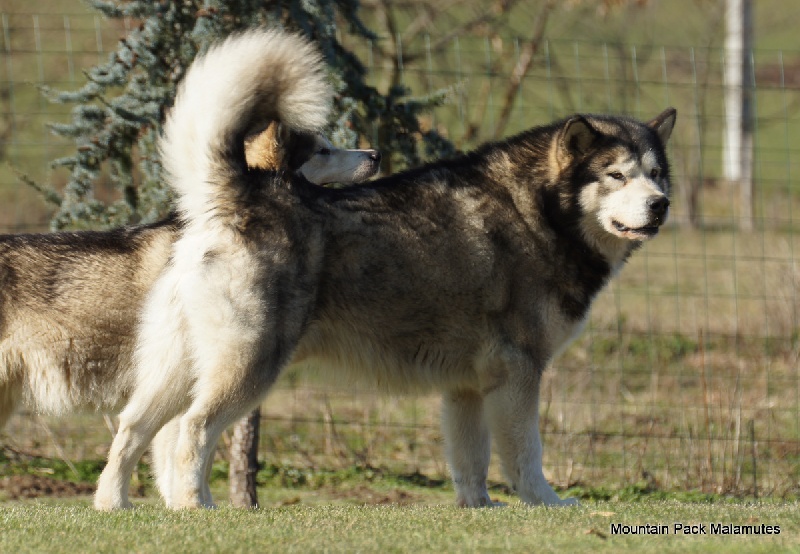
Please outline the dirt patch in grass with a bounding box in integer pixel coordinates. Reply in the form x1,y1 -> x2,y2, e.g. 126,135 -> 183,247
0,474 -> 95,500
272,484 -> 424,507
331,484 -> 420,505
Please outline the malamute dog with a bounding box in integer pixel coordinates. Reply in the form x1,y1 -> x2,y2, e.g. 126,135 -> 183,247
0,30 -> 380,503
95,29 -> 676,510
95,31 -> 676,510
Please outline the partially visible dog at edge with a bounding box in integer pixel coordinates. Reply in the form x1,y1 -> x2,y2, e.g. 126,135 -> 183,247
0,34 -> 380,506
88,28 -> 677,511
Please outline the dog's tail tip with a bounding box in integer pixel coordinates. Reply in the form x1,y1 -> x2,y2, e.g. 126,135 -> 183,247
175,28 -> 332,133
219,28 -> 332,130
161,28 -> 332,219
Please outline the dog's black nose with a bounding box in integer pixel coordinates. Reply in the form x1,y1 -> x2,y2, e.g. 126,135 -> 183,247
370,151 -> 381,162
647,195 -> 670,216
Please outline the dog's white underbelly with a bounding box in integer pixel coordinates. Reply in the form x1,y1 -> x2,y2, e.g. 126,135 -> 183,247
2,335 -> 133,415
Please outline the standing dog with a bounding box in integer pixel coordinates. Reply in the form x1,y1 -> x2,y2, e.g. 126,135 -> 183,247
96,28 -> 676,510
0,33 -> 380,504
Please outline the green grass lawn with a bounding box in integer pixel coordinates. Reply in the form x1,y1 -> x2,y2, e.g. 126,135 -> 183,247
3,461 -> 797,553
1,498 -> 798,553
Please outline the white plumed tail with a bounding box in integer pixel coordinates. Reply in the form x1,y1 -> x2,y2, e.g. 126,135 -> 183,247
160,29 -> 331,224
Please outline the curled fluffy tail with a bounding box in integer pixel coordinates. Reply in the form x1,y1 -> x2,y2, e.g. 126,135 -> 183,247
160,29 -> 331,224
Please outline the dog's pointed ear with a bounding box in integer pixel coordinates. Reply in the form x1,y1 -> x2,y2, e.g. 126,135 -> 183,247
648,108 -> 677,145
244,121 -> 286,170
558,116 -> 599,164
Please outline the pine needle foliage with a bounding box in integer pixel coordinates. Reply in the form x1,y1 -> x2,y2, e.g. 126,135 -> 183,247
43,0 -> 454,230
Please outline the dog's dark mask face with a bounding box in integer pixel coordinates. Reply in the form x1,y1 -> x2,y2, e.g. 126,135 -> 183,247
285,131 -> 320,173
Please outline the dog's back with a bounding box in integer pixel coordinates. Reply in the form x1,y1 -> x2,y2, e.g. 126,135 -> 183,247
0,218 -> 177,424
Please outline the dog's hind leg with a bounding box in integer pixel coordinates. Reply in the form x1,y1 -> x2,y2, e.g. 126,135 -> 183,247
0,380 -> 20,431
169,330 -> 291,510
95,377 -> 190,511
170,373 -> 273,509
96,404 -> 172,510
95,277 -> 193,511
442,389 -> 492,507
199,437 -> 217,506
151,416 -> 215,506
151,416 -> 181,505
483,353 -> 578,507
167,264 -> 307,509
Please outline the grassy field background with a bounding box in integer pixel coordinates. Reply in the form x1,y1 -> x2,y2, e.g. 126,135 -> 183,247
2,498 -> 799,553
2,450 -> 798,551
1,2 -> 799,546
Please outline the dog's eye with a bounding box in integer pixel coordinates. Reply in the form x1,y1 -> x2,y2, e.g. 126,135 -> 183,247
650,168 -> 660,178
317,148 -> 331,156
608,171 -> 625,181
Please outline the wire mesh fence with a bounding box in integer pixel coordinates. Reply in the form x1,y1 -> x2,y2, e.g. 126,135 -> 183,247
1,8 -> 798,497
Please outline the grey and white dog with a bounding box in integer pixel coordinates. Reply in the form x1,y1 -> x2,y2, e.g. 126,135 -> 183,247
0,29 -> 379,504
93,29 -> 676,510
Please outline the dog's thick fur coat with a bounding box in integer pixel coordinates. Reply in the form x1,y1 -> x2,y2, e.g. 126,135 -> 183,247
92,29 -> 677,510
0,29 -> 380,507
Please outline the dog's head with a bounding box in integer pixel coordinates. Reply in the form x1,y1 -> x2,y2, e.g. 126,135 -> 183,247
244,122 -> 381,185
554,108 -> 676,247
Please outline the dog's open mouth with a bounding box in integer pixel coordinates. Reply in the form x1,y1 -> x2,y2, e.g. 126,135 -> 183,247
612,220 -> 661,239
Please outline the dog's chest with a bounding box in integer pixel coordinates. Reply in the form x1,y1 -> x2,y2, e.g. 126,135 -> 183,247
544,298 -> 591,363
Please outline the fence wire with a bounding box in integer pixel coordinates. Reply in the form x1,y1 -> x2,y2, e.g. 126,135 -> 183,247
1,10 -> 799,497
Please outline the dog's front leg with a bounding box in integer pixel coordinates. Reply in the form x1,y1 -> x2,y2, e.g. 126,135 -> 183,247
483,359 -> 578,507
442,389 -> 492,507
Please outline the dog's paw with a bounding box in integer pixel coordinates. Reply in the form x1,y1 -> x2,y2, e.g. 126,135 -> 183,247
456,490 -> 493,508
170,494 -> 217,510
93,495 -> 133,511
519,489 -> 581,507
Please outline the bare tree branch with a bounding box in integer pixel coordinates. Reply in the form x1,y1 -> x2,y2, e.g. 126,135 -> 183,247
492,0 -> 556,139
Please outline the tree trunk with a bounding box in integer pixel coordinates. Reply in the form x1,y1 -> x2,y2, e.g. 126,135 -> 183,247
229,407 -> 261,507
